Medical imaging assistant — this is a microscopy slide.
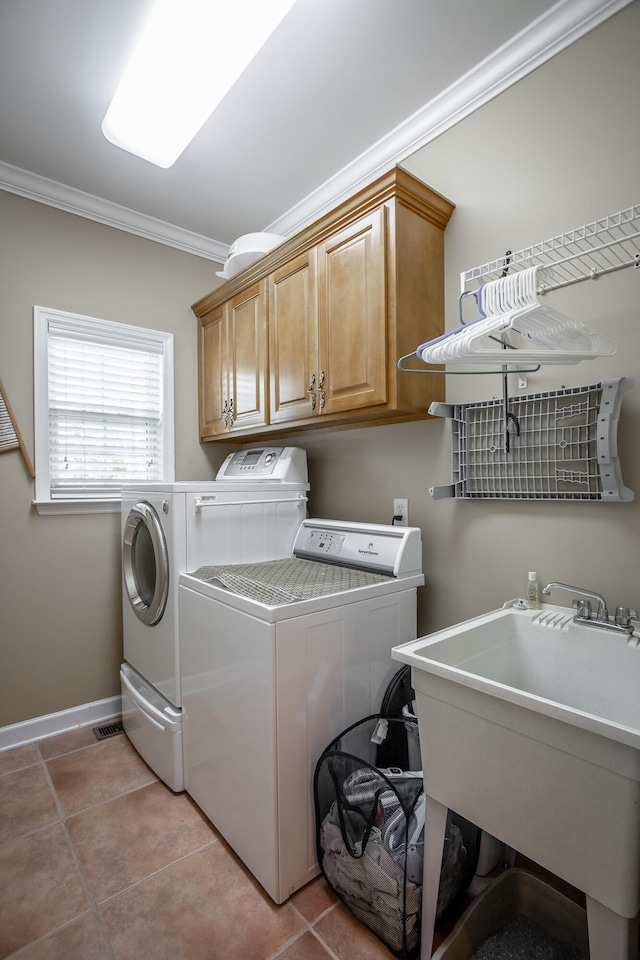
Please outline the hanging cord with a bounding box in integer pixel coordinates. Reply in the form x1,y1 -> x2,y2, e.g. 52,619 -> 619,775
498,253 -> 521,453
502,365 -> 520,454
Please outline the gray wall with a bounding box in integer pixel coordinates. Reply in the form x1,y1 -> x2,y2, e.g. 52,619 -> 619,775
0,196 -> 232,725
284,1 -> 640,636
1,2 -> 639,727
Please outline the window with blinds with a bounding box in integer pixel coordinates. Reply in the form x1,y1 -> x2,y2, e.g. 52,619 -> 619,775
34,306 -> 174,513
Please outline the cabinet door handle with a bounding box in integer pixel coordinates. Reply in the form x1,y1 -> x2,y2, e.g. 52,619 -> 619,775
222,400 -> 228,428
307,374 -> 316,411
228,397 -> 234,426
317,371 -> 325,409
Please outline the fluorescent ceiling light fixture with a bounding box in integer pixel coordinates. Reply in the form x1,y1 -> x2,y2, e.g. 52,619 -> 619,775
102,0 -> 296,168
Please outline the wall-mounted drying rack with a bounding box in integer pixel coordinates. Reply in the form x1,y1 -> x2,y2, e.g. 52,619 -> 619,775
397,203 -> 639,455
0,377 -> 35,477
460,203 -> 640,299
398,201 -> 639,374
428,378 -> 634,502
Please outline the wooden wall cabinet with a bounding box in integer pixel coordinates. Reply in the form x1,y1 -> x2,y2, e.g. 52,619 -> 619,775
268,248 -> 319,426
198,281 -> 268,438
193,167 -> 454,442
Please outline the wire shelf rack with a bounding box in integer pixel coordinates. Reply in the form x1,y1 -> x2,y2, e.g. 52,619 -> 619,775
461,204 -> 640,296
428,378 -> 634,501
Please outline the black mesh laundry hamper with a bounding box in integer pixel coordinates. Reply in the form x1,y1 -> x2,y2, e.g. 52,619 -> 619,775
313,711 -> 479,960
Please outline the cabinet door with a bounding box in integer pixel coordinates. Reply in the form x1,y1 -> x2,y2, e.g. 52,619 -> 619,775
227,281 -> 268,433
268,250 -> 318,425
317,207 -> 387,415
198,303 -> 228,439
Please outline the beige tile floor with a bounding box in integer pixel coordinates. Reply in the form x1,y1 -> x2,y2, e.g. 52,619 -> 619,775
1,722 -> 591,960
1,724 -> 433,960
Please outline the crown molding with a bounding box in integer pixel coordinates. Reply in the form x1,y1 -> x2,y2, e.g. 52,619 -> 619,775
0,161 -> 228,262
267,0 -> 633,238
0,0 -> 630,259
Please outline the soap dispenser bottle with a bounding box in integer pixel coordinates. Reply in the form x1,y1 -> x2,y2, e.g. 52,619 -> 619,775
527,571 -> 540,609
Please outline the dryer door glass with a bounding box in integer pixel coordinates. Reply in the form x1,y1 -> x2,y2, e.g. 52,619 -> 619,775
123,501 -> 169,625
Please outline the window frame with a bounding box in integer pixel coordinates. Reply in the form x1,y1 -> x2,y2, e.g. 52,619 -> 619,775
33,305 -> 175,515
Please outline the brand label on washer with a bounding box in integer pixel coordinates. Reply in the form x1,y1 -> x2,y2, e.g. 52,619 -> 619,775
358,542 -> 380,558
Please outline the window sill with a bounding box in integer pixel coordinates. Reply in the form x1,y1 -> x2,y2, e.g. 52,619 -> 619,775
33,499 -> 121,516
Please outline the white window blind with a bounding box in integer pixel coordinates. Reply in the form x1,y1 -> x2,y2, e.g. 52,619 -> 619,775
34,306 -> 174,512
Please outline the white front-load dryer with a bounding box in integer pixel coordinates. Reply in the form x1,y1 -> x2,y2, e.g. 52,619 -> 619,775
120,447 -> 309,791
122,483 -> 211,707
121,481 -> 220,792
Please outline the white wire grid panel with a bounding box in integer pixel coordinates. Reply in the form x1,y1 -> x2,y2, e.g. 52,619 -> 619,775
429,378 -> 634,501
461,204 -> 640,295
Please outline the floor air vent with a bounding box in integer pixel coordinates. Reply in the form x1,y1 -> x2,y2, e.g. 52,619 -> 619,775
92,720 -> 124,741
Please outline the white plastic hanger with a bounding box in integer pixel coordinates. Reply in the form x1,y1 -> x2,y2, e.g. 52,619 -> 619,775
417,266 -> 617,365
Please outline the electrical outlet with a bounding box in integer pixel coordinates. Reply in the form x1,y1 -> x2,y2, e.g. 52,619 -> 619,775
393,498 -> 408,526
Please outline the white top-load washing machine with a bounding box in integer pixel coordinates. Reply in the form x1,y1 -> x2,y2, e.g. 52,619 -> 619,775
179,518 -> 424,902
120,447 -> 309,791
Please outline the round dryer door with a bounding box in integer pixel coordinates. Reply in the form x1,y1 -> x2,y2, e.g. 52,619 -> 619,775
123,501 -> 169,626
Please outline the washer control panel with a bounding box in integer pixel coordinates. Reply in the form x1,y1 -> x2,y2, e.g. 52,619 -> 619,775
301,530 -> 346,558
294,519 -> 423,577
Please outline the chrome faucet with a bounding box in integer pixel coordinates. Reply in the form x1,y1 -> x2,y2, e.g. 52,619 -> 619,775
541,582 -> 608,620
542,582 -> 638,635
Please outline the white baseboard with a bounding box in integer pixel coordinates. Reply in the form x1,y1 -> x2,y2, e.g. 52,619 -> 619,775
0,695 -> 123,753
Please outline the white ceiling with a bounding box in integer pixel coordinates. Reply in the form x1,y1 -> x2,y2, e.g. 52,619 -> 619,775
0,0 -> 629,263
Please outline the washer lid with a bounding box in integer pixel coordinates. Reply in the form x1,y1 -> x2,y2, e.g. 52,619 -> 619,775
188,557 -> 394,605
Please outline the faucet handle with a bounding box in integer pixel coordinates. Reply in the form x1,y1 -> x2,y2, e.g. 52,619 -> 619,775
573,598 -> 593,619
615,606 -> 638,626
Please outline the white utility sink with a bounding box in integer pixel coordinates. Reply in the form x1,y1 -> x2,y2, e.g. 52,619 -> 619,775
393,601 -> 640,960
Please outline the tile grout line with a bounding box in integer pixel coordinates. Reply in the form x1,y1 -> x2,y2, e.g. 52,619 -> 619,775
37,733 -> 125,765
34,737 -> 228,956
5,735 -> 362,960
0,749 -> 60,853
0,759 -> 41,778
0,743 -> 156,846
303,902 -> 347,960
36,742 -> 67,823
37,742 -> 116,960
63,822 -> 116,960
36,741 -> 219,958
254,918 -> 311,960
305,926 -> 344,960
39,734 -> 161,819
264,900 -> 343,960
3,912 -> 97,960
0,818 -> 64,849
47,777 -> 159,821
91,835 -> 220,910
